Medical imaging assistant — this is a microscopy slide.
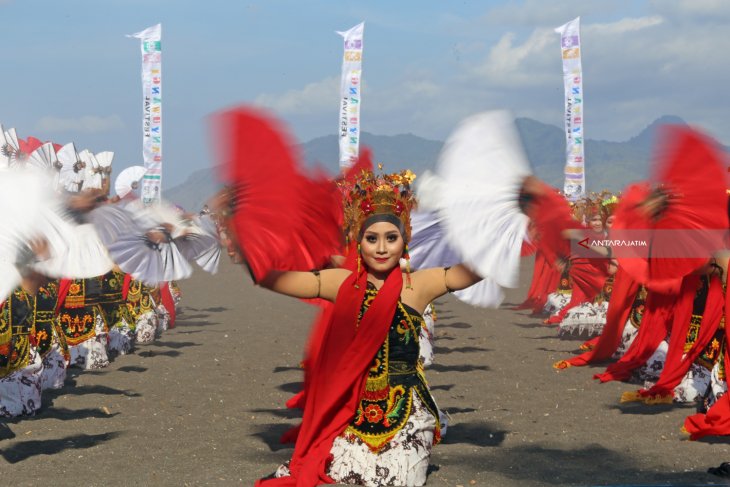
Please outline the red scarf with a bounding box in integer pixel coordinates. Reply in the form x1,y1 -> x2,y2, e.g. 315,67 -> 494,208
639,274 -> 724,398
593,280 -> 681,382
256,267 -> 403,486
555,266 -> 640,368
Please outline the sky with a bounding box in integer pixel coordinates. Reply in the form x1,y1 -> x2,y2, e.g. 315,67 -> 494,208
1,0 -> 729,188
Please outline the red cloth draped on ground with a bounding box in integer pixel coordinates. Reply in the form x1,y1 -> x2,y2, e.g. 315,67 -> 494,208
257,267 -> 403,487
213,107 -> 342,283
159,282 -> 176,328
554,266 -> 640,368
684,285 -> 730,439
613,127 -> 728,290
56,279 -> 72,312
637,274 -> 724,399
593,279 -> 683,382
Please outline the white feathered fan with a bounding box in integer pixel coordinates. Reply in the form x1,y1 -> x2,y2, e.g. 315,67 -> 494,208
416,110 -> 531,290
28,142 -> 61,189
80,149 -> 103,190
57,142 -> 85,192
115,165 -> 146,199
2,127 -> 23,168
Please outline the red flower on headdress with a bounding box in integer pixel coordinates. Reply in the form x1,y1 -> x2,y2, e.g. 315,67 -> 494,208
394,200 -> 404,216
360,199 -> 374,215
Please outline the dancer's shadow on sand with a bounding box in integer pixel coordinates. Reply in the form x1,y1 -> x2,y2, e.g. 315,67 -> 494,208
0,432 -> 121,463
251,423 -> 295,452
429,364 -> 490,373
6,407 -> 121,424
137,349 -> 183,358
117,365 -> 147,373
609,402 -> 696,416
439,321 -> 472,329
429,384 -> 455,392
433,345 -> 491,354
149,340 -> 201,350
441,422 -> 506,447
451,443 -> 718,485
174,320 -> 220,328
277,381 -> 304,394
273,366 -> 301,373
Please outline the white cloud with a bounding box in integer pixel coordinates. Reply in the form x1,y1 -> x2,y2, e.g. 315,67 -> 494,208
587,15 -> 664,35
253,76 -> 340,115
649,0 -> 730,21
36,115 -> 124,134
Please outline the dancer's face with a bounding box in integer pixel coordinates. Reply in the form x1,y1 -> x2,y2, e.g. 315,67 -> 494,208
589,215 -> 603,232
605,215 -> 615,229
360,221 -> 405,274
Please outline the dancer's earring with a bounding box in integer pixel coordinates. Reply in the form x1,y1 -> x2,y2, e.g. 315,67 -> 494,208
404,244 -> 412,289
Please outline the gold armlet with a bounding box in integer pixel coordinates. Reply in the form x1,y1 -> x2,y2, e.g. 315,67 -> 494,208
312,270 -> 321,298
444,267 -> 455,293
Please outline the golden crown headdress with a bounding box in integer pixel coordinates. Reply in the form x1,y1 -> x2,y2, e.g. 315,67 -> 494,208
340,165 -> 416,243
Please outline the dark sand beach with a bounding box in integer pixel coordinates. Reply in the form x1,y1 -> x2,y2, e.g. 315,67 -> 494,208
1,257 -> 728,486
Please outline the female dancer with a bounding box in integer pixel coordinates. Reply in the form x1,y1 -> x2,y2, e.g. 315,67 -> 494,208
255,169 -> 482,486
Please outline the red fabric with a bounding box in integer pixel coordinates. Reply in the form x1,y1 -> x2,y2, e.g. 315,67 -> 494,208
283,245 -> 359,420
684,285 -> 730,439
529,183 -> 580,266
614,127 -> 729,289
121,274 -> 132,301
213,107 -> 343,283
514,249 -> 553,310
639,274 -> 724,398
520,238 -> 537,257
257,267 -> 403,487
593,279 -> 682,382
559,266 -> 640,367
56,279 -> 72,313
159,282 -> 176,329
19,136 -> 44,155
548,256 -> 609,323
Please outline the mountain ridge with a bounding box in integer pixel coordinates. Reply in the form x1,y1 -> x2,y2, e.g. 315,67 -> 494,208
164,115 -> 721,212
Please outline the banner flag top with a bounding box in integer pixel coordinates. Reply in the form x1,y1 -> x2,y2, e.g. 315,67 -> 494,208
127,23 -> 162,206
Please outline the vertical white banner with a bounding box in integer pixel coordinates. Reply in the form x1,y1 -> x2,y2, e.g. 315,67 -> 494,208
336,22 -> 364,170
555,17 -> 585,200
127,23 -> 162,205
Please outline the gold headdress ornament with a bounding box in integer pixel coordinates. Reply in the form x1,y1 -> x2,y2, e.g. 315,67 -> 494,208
340,164 -> 417,244
601,193 -> 620,219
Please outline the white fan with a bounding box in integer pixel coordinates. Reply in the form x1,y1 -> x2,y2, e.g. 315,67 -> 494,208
0,124 -> 9,168
106,231 -> 194,285
408,210 -> 505,307
115,165 -> 146,199
96,151 -> 114,190
416,110 -> 531,289
80,149 -> 102,190
0,167 -> 114,297
2,127 -> 22,168
175,214 -> 221,274
57,142 -> 84,192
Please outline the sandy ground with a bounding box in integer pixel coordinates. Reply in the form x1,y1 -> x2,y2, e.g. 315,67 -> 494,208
2,257 -> 730,487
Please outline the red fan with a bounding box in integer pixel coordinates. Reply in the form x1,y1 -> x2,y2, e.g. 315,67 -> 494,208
612,126 -> 728,289
212,106 -> 343,282
19,136 -> 44,155
529,181 -> 582,266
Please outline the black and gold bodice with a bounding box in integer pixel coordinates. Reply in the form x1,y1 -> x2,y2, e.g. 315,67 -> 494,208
98,271 -> 134,330
684,275 -> 725,370
594,275 -> 614,305
126,279 -> 156,320
629,285 -> 648,329
0,288 -> 34,377
557,268 -> 572,295
345,283 -> 440,452
32,281 -> 68,358
58,278 -> 104,345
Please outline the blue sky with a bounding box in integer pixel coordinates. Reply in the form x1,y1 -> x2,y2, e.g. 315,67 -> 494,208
2,0 -> 728,187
